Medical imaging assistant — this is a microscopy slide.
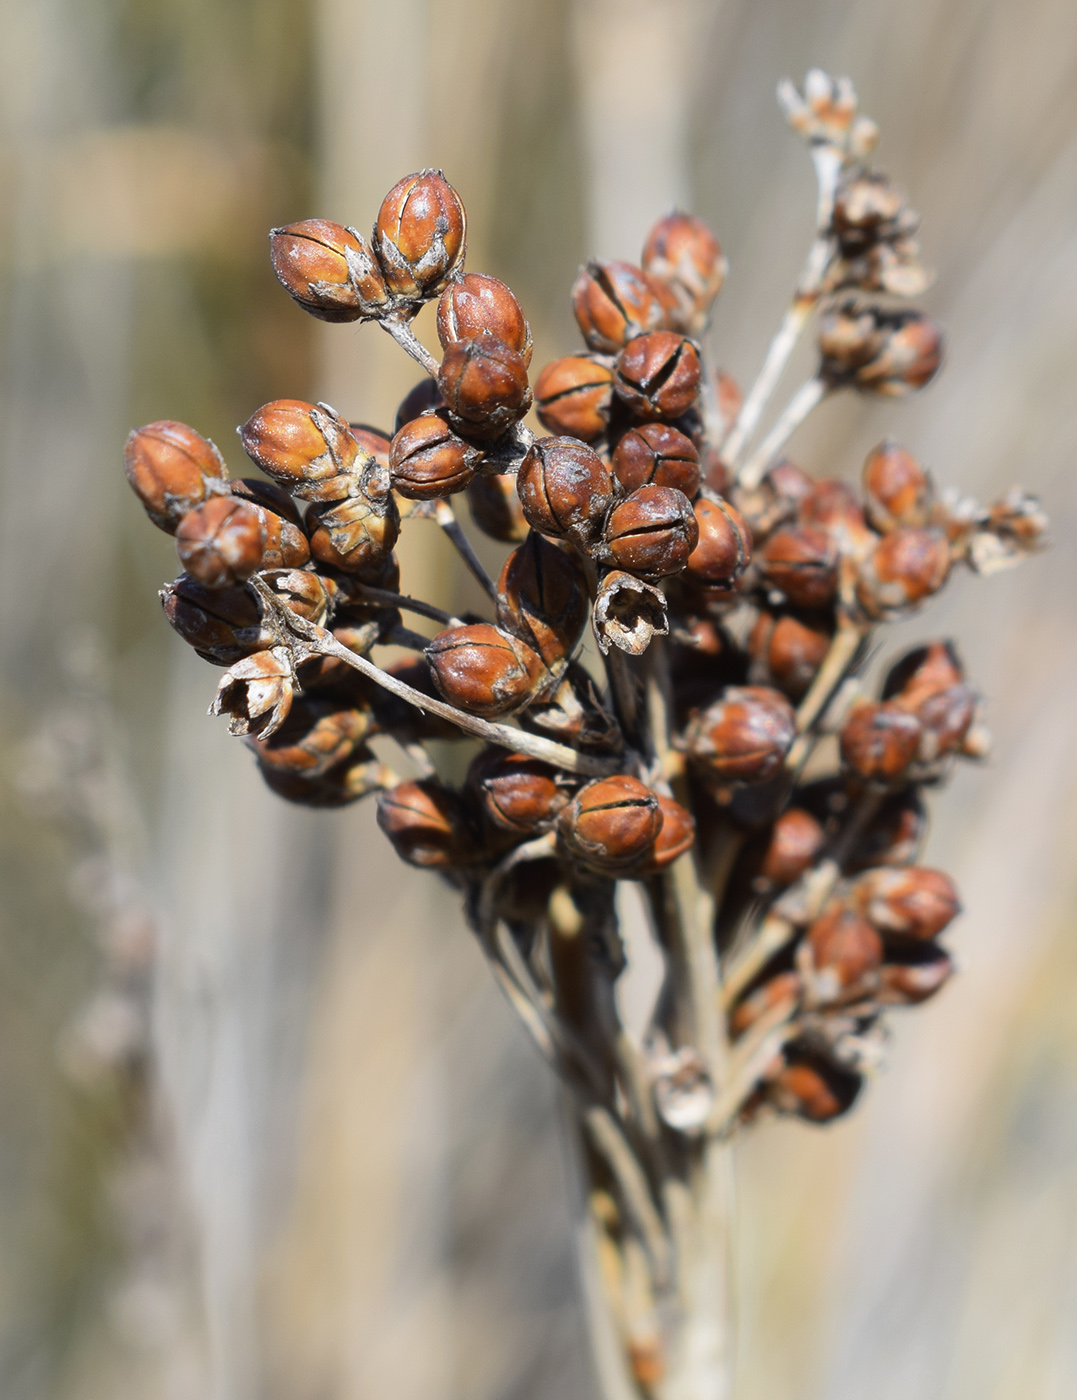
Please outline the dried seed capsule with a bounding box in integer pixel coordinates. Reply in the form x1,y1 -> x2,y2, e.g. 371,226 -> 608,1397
497,530 -> 589,668
261,749 -> 395,808
349,424 -> 392,467
877,950 -> 954,1005
251,695 -> 375,782
210,646 -> 296,738
732,457 -> 814,544
641,212 -> 727,335
592,570 -> 668,656
124,420 -> 228,532
389,411 -> 483,500
516,436 -> 614,540
161,575 -> 268,665
376,779 -> 475,868
611,422 -> 700,496
686,496 -> 752,587
831,171 -> 907,243
729,970 -> 802,1037
239,399 -> 362,502
394,378 -> 445,433
856,527 -> 951,618
436,273 -> 532,366
760,526 -> 839,608
758,807 -> 826,887
229,476 -> 302,525
630,794 -> 696,873
882,640 -> 964,704
767,1056 -> 861,1122
797,477 -> 874,557
269,219 -> 388,321
862,440 -> 931,531
854,313 -> 942,395
466,472 -> 528,543
260,567 -> 334,626
884,642 -> 977,762
846,787 -> 926,871
604,485 -> 699,578
802,906 -> 883,1002
840,701 -> 922,782
224,483 -> 312,570
572,259 -> 667,353
466,749 -> 571,834
437,333 -> 532,441
685,686 -> 797,786
534,355 -> 614,441
748,611 -> 831,700
425,623 -> 545,717
558,774 -> 662,872
817,304 -> 884,373
307,462 -> 400,574
848,866 -> 960,941
176,496 -> 267,588
984,487 -> 1049,552
614,332 -> 701,420
373,170 -> 466,300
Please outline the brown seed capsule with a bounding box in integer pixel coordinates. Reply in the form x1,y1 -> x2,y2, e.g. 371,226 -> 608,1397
831,171 -> 908,244
592,571 -> 668,657
802,906 -> 883,1002
614,333 -> 701,420
760,526 -> 839,608
376,779 -> 475,868
883,641 -> 964,705
884,643 -> 977,762
558,774 -> 662,872
855,313 -> 942,396
572,260 -> 667,353
729,970 -> 802,1037
767,1057 -> 861,1122
685,686 -> 797,786
425,623 -> 545,718
226,484 -> 312,571
124,420 -> 228,532
261,750 -> 395,808
846,787 -> 927,871
817,304 -> 885,373
798,477 -> 874,557
497,530 -> 589,668
862,440 -> 932,531
176,496 -> 267,588
985,487 -> 1050,552
603,485 -> 699,578
467,749 -> 572,834
686,496 -> 752,587
731,458 -> 814,545
758,807 -> 826,887
849,866 -> 961,941
856,528 -> 951,618
373,170 -> 466,300
748,611 -> 831,699
229,476 -> 302,525
389,411 -> 483,500
161,575 -> 267,665
840,701 -> 922,782
611,422 -> 700,496
877,950 -> 954,1005
269,219 -> 388,321
239,399 -> 362,502
516,436 -> 614,540
630,793 -> 696,873
394,378 -> 445,433
307,462 -> 400,575
349,424 -> 393,467
436,273 -> 532,366
466,472 -> 528,543
641,212 -> 727,335
260,567 -> 334,626
210,646 -> 296,739
534,355 -> 615,442
437,333 -> 532,441
251,694 -> 375,782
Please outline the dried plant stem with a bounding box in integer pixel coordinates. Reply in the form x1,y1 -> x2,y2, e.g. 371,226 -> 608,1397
738,376 -> 828,490
719,913 -> 797,1010
721,292 -> 816,467
434,499 -> 499,601
378,312 -> 441,377
354,583 -> 465,627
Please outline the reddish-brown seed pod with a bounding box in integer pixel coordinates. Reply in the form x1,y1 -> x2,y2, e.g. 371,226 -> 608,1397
629,794 -> 696,873
748,611 -> 831,699
685,685 -> 797,786
533,355 -> 614,442
572,260 -> 668,353
436,273 -> 532,366
394,378 -> 444,433
845,788 -> 927,871
611,422 -> 700,496
558,774 -> 662,872
466,749 -> 572,834
883,642 -> 976,762
797,477 -> 874,556
686,496 -> 752,586
840,701 -> 923,782
758,807 -> 826,887
239,399 -> 362,502
877,951 -> 954,1005
437,333 -> 532,441
831,171 -> 906,240
211,647 -> 296,739
161,575 -> 268,665
124,420 -> 228,532
425,623 -> 545,718
349,424 -> 393,467
614,333 -> 701,420
229,477 -> 302,526
862,440 -> 931,531
760,526 -> 839,608
497,531 -> 589,668
641,212 -> 727,335
376,779 -> 475,868
803,906 -> 883,1001
389,411 -> 484,499
373,170 -> 466,300
307,469 -> 400,575
855,314 -> 943,395
261,567 -> 335,626
260,750 -> 394,809
849,866 -> 961,941
856,528 -> 951,618
175,496 -> 267,588
817,304 -> 885,373
883,640 -> 964,705
516,436 -> 614,540
251,695 -> 375,782
729,970 -> 801,1038
732,458 -> 814,545
604,485 -> 699,578
466,472 -> 528,543
767,1057 -> 861,1122
269,219 -> 388,321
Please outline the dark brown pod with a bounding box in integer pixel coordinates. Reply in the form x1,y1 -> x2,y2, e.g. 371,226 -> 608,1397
251,694 -> 375,782
307,465 -> 400,575
729,970 -> 801,1037
260,750 -> 393,808
349,424 -> 393,468
604,485 -> 699,578
629,793 -> 696,873
269,219 -> 388,321
497,530 -> 589,668
611,422 -> 700,496
760,526 -> 838,609
229,476 -> 303,526
260,567 -> 334,626
176,496 -> 267,588
437,333 -> 532,441
831,172 -> 906,242
798,477 -> 874,557
124,420 -> 228,533
862,440 -> 931,531
466,472 -> 528,543
686,496 -> 752,587
376,779 -> 475,868
572,259 -> 667,353
849,866 -> 960,941
614,332 -> 701,420
758,807 -> 826,887
534,355 -> 614,442
802,906 -> 883,1001
748,611 -> 831,700
882,640 -> 964,704
840,701 -> 922,782
856,528 -> 951,618
239,399 -> 363,502
845,788 -> 927,871
389,411 -> 484,499
731,458 -> 813,545
884,642 -> 976,761
557,774 -> 662,872
817,304 -> 885,373
767,1056 -> 861,1122
425,623 -> 545,717
394,378 -> 445,433
877,950 -> 954,1005
641,212 -> 727,335
161,575 -> 268,665
373,170 -> 466,300
228,481 -> 310,571
436,273 -> 532,366
466,749 -> 572,834
516,436 -> 614,540
855,314 -> 942,396
684,685 -> 797,786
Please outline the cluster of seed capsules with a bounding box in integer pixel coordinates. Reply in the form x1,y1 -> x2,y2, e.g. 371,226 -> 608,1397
125,117 -> 1046,1129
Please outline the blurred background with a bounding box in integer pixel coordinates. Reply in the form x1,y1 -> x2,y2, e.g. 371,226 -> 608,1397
1,0 -> 1075,1396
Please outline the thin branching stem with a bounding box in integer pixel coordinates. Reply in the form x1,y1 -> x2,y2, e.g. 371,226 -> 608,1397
434,499 -> 499,601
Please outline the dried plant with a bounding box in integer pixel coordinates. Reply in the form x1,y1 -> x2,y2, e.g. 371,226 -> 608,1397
124,70 -> 1047,1400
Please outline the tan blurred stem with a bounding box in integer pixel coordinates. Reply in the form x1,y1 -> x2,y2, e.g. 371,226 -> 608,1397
738,376 -> 829,490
